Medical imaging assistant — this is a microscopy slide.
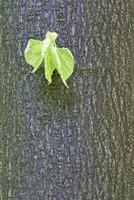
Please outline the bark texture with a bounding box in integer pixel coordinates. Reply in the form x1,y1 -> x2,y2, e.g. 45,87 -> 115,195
0,0 -> 134,199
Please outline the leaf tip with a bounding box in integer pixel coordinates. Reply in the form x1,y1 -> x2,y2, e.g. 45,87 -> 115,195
31,68 -> 37,73
48,81 -> 52,85
63,80 -> 69,89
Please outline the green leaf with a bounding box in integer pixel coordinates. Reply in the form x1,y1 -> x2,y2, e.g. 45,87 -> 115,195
50,47 -> 74,88
44,47 -> 56,84
24,32 -> 75,88
24,39 -> 43,73
57,48 -> 74,81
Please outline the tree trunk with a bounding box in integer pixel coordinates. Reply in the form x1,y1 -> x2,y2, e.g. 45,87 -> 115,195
0,0 -> 133,199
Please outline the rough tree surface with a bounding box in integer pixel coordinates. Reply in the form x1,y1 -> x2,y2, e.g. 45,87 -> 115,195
0,0 -> 133,200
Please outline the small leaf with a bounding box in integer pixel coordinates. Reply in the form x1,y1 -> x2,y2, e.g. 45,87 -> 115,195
24,32 -> 75,88
24,39 -> 43,73
44,48 -> 56,84
57,48 -> 74,81
50,47 -> 74,87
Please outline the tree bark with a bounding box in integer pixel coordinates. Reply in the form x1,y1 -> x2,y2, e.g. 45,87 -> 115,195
0,0 -> 133,199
